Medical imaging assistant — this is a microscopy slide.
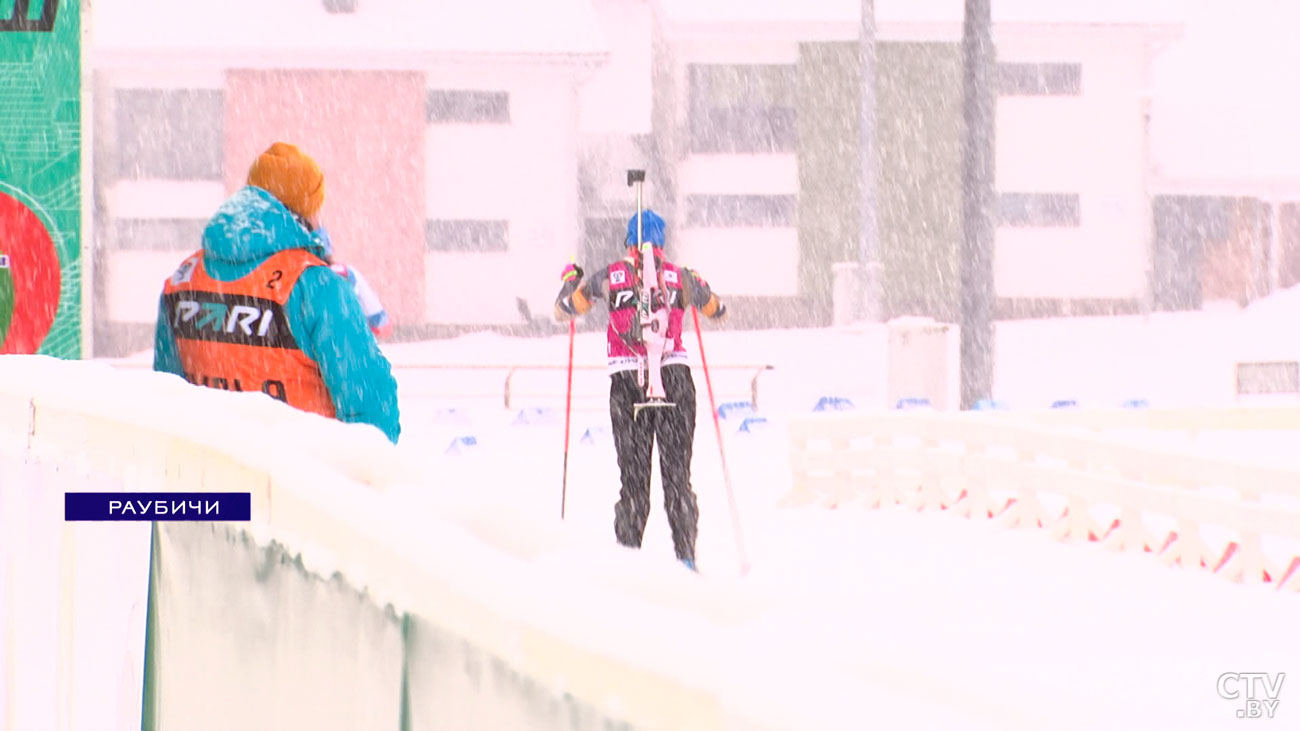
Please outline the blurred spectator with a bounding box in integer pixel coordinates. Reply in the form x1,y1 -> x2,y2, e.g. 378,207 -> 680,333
152,142 -> 401,444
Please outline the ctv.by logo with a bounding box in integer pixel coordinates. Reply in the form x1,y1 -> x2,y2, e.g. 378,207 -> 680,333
1218,672 -> 1285,719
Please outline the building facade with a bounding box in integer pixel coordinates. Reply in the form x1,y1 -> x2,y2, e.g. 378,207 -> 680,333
649,0 -> 1183,322
89,0 -> 1182,355
91,0 -> 605,354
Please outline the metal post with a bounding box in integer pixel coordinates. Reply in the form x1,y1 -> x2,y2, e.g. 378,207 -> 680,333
859,0 -> 883,323
1269,198 -> 1282,294
1250,200 -> 1265,302
1139,91 -> 1155,318
959,0 -> 996,409
504,367 -> 517,410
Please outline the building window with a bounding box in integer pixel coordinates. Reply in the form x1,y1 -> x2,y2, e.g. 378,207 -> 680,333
684,195 -> 796,228
582,216 -> 625,264
322,0 -> 358,13
999,193 -> 1081,227
426,91 -> 510,124
688,65 -> 796,154
110,218 -> 209,250
997,63 -> 1082,96
426,219 -> 509,252
114,90 -> 223,180
1236,361 -> 1300,396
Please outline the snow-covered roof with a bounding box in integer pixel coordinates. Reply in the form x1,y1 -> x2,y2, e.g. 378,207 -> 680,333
658,0 -> 1185,42
93,0 -> 609,69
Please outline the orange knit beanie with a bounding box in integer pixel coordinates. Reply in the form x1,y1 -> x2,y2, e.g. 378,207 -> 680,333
246,142 -> 325,222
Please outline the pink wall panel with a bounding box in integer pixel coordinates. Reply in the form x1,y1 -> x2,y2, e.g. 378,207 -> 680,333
225,70 -> 426,327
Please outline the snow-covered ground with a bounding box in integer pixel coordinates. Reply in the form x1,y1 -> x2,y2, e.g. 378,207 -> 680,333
95,291 -> 1300,728
385,379 -> 1300,730
372,298 -> 1300,728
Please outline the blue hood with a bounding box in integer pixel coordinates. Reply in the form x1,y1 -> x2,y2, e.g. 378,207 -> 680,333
626,209 -> 665,248
201,186 -> 328,279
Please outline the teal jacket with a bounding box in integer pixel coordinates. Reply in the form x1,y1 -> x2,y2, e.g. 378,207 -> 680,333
153,186 -> 401,444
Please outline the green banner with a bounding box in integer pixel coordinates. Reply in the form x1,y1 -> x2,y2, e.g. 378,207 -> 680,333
0,0 -> 84,357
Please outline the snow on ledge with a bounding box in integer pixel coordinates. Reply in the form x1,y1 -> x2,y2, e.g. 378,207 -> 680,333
0,355 -> 946,729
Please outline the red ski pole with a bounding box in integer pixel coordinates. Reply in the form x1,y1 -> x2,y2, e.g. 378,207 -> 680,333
561,317 -> 576,519
692,306 -> 750,575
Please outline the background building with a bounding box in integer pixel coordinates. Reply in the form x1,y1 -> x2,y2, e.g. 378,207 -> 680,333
648,0 -> 1182,323
92,0 -> 606,353
90,0 -> 1186,354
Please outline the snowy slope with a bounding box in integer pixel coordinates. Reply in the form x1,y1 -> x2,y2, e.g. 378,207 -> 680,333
93,294 -> 1300,729
386,383 -> 1300,730
374,302 -> 1300,728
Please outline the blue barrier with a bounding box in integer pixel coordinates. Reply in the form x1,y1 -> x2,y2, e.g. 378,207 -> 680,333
512,406 -> 560,426
445,435 -> 478,454
813,396 -> 855,412
1121,398 -> 1150,409
737,416 -> 770,434
972,399 -> 1009,411
579,425 -> 611,445
894,397 -> 932,410
1050,399 -> 1078,409
717,401 -> 755,421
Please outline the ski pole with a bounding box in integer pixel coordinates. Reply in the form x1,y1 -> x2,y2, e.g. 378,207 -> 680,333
561,307 -> 576,519
691,306 -> 751,575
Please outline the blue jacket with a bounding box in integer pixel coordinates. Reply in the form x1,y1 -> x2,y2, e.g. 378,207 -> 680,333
153,186 -> 401,444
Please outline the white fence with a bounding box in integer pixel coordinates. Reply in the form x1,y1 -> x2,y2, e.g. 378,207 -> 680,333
786,408 -> 1300,591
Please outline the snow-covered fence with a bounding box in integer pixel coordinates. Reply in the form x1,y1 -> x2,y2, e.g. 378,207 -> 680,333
392,362 -> 775,411
988,404 -> 1300,433
0,355 -> 805,731
785,409 -> 1300,592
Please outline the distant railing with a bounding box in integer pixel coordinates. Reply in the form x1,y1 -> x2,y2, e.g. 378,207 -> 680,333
108,360 -> 776,411
396,363 -> 774,410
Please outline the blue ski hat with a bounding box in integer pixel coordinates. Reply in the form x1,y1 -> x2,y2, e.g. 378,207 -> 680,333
626,209 -> 665,248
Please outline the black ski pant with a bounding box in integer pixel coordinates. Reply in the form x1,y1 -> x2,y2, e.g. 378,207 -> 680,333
609,363 -> 699,562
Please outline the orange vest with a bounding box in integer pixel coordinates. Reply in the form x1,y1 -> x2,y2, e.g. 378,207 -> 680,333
161,249 -> 336,419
